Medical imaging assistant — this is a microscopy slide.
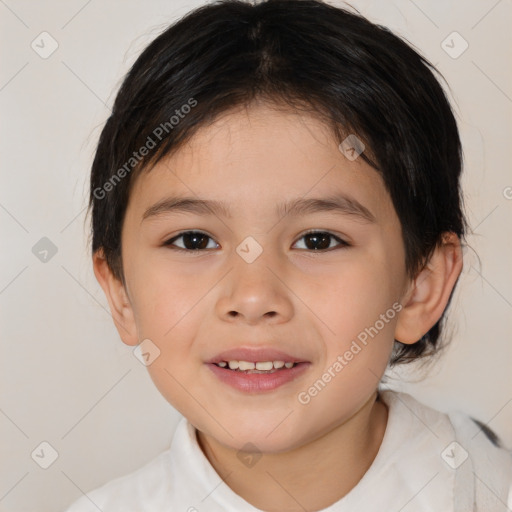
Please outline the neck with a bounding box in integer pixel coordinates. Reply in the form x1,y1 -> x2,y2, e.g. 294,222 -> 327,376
196,391 -> 388,511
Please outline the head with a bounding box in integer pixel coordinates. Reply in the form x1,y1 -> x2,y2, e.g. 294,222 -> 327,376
90,0 -> 466,451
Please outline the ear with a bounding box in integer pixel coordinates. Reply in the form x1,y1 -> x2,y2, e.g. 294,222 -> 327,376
92,249 -> 139,346
394,232 -> 463,344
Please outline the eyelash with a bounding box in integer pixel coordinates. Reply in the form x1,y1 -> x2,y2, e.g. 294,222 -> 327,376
162,230 -> 350,254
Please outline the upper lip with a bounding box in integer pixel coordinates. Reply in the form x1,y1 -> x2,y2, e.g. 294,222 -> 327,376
206,347 -> 308,364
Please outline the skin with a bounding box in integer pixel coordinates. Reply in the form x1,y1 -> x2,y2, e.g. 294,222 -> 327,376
94,99 -> 463,511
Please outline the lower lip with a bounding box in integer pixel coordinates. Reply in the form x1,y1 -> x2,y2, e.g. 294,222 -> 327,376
206,362 -> 311,393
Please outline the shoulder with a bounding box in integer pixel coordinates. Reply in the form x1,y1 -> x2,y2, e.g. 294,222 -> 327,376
380,390 -> 512,510
448,408 -> 512,509
62,416 -> 196,512
63,448 -> 174,512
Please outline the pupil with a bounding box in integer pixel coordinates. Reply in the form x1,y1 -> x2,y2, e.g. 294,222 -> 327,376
306,233 -> 330,250
184,232 -> 208,250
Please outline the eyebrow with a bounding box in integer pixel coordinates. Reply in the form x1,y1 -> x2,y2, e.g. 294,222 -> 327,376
141,194 -> 376,224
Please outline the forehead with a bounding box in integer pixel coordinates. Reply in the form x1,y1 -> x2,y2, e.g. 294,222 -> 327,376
126,103 -> 396,226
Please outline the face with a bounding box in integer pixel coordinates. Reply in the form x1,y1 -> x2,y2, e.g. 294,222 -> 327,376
119,101 -> 410,452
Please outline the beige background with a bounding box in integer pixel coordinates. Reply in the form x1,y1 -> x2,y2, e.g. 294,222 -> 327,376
1,0 -> 511,510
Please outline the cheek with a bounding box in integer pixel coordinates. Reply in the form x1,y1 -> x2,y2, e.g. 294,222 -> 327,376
317,252 -> 400,334
131,270 -> 206,411
127,254 -> 207,338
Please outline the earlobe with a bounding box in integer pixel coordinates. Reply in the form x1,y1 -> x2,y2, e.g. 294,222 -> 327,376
92,249 -> 139,346
394,233 -> 463,345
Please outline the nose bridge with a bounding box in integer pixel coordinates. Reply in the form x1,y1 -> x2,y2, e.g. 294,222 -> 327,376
232,235 -> 278,299
217,236 -> 293,323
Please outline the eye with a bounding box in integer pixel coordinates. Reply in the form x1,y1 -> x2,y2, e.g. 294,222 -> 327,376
163,230 -> 350,253
163,231 -> 219,252
292,230 -> 350,251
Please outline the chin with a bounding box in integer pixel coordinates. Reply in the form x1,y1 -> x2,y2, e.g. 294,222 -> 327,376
199,413 -> 312,454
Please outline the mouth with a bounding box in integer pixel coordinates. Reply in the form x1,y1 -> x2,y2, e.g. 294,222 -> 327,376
213,359 -> 300,373
205,348 -> 311,392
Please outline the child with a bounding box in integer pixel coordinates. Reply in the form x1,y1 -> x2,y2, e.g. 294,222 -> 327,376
66,0 -> 512,510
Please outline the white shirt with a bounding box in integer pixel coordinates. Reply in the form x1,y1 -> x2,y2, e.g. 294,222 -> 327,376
64,390 -> 512,511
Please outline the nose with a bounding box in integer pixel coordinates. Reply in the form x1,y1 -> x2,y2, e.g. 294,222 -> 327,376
215,252 -> 294,326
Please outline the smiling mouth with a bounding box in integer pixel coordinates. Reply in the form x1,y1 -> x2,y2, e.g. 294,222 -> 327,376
214,360 -> 299,373
208,357 -> 310,392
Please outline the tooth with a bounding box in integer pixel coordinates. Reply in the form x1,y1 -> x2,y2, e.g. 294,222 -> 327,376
238,361 -> 256,370
255,361 -> 273,370
228,360 -> 239,370
218,361 -> 227,367
284,362 -> 294,369
273,360 -> 285,369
